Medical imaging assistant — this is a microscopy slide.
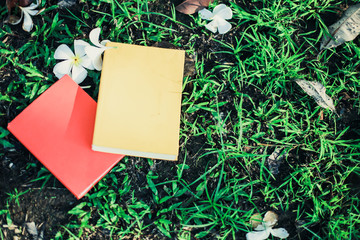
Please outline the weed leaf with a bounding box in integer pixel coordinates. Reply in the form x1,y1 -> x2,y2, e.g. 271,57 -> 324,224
320,4 -> 360,50
0,127 -> 14,148
176,0 -> 213,15
295,79 -> 336,114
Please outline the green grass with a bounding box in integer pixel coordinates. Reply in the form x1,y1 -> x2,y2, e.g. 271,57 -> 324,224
1,0 -> 360,239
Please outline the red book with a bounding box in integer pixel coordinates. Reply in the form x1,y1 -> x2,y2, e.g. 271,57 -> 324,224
8,75 -> 124,199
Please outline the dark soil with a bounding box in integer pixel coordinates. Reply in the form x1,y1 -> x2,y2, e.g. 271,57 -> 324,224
1,0 -> 360,239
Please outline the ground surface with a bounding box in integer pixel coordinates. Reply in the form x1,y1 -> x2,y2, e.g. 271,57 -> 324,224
1,0 -> 360,239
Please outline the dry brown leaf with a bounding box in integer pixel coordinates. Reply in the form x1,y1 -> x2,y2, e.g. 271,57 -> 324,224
19,0 -> 32,6
321,4 -> 360,50
175,0 -> 213,15
6,0 -> 16,12
6,0 -> 32,12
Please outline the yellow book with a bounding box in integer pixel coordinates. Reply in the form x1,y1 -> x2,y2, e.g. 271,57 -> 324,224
92,42 -> 185,161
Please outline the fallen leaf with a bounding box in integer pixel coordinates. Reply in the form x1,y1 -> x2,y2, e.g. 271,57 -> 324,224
6,0 -> 32,12
320,4 -> 360,50
176,0 -> 213,15
25,222 -> 38,237
5,0 -> 33,22
266,148 -> 286,175
6,0 -> 16,12
295,79 -> 337,114
19,0 -> 32,6
24,222 -> 44,240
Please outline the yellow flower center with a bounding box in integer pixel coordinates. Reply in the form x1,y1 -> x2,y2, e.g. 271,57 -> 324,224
72,55 -> 82,67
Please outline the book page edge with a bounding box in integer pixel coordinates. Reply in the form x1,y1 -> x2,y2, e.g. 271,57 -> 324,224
92,145 -> 177,161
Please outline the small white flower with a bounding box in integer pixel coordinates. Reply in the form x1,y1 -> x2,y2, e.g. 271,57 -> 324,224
198,4 -> 232,34
85,28 -> 110,71
246,211 -> 289,240
9,0 -> 41,32
246,226 -> 289,240
53,40 -> 94,84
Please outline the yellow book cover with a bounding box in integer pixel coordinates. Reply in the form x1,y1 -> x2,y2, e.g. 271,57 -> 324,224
92,42 -> 185,161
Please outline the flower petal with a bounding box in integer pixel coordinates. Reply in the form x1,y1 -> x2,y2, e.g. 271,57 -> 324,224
81,55 -> 95,70
100,40 -> 110,46
263,211 -> 278,228
89,28 -> 104,48
216,18 -> 232,34
213,4 -> 232,20
204,20 -> 218,33
254,225 -> 265,231
54,44 -> 74,60
74,40 -> 90,57
35,0 -> 41,7
54,71 -> 66,80
21,7 -> 39,16
71,65 -> 88,84
27,0 -> 41,9
53,60 -> 73,79
21,10 -> 34,32
246,230 -> 271,240
85,45 -> 105,71
198,8 -> 213,20
53,59 -> 72,74
270,228 -> 289,239
8,12 -> 23,25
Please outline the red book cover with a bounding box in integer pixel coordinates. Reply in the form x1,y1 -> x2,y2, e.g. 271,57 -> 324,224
7,75 -> 124,199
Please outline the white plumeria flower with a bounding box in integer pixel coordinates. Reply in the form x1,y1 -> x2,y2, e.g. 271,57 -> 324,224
198,4 -> 233,34
84,28 -> 110,71
9,0 -> 41,32
53,40 -> 94,84
246,224 -> 289,240
246,211 -> 289,240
